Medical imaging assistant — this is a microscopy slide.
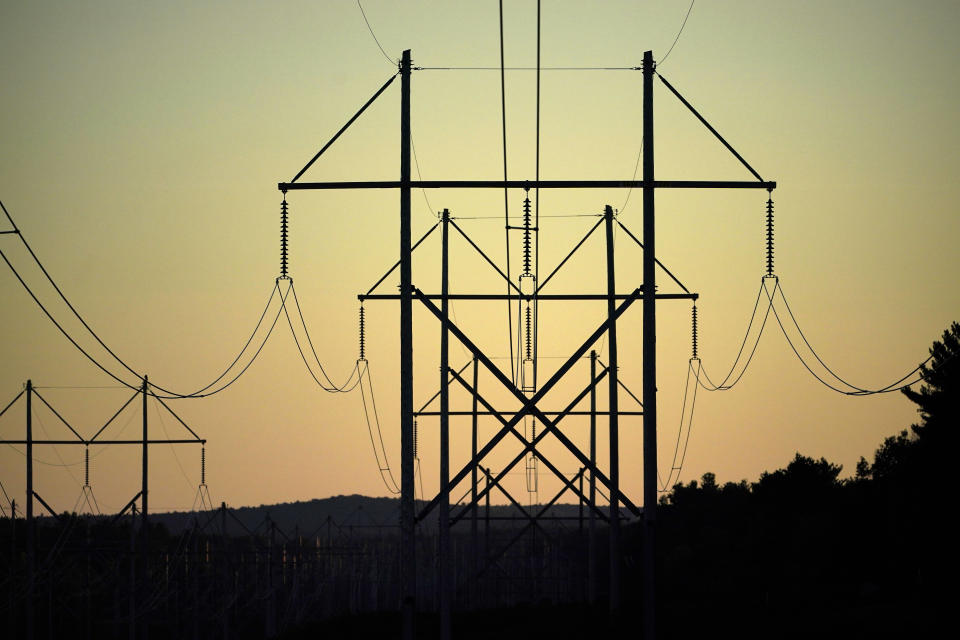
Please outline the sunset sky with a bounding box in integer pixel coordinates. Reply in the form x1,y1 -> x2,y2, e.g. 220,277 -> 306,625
1,1 -> 958,516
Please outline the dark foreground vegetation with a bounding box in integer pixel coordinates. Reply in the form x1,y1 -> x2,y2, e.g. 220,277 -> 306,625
2,323 -> 955,638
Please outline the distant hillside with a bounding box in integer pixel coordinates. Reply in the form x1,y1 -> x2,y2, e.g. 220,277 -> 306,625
147,495 -> 603,537
152,494 -> 405,537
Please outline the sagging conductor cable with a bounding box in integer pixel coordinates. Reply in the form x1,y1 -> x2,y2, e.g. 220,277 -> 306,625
280,280 -> 362,393
1,199 -> 290,399
763,277 -> 933,396
659,356 -> 700,492
358,359 -> 401,494
693,277 -> 777,392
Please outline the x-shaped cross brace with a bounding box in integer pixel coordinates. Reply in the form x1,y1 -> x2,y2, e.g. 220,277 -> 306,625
415,286 -> 643,524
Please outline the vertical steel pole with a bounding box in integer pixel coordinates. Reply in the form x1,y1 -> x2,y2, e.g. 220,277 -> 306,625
588,353 -> 597,606
642,49 -> 658,640
484,468 -> 490,560
192,520 -> 200,640
142,376 -> 148,528
604,205 -> 621,613
578,471 -> 584,534
439,208 -> 451,640
399,48 -> 416,640
10,498 -> 16,633
267,518 -> 276,638
470,355 -> 479,607
221,502 -> 229,640
25,380 -> 34,640
140,375 -> 148,640
129,504 -> 137,640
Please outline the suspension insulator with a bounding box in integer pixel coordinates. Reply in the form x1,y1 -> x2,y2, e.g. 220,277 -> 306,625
84,446 -> 90,487
280,194 -> 289,279
524,304 -> 532,360
691,304 -> 698,359
413,418 -> 418,459
765,193 -> 774,277
359,306 -> 366,361
522,189 -> 532,275
201,446 -> 206,485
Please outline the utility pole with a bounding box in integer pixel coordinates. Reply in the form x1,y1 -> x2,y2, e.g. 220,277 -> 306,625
142,376 -> 148,525
399,48 -> 415,640
141,375 -> 149,640
470,355 -> 479,607
604,205 -> 621,612
129,503 -> 137,640
25,379 -> 34,640
588,352 -> 597,606
439,207 -> 451,640
642,49 -> 658,640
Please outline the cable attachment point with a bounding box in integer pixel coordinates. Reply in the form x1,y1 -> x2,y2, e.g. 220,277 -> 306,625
691,304 -> 699,360
765,192 -> 774,277
359,305 -> 366,361
280,193 -> 290,279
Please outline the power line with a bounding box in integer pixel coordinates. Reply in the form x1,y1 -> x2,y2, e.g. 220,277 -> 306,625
358,360 -> 401,494
498,0 -> 515,384
281,280 -> 362,392
659,358 -> 700,491
410,134 -> 436,217
764,278 -> 931,396
618,138 -> 643,214
1,199 -> 288,399
694,277 -> 775,392
357,0 -> 395,65
658,0 -> 696,67
152,396 -> 194,492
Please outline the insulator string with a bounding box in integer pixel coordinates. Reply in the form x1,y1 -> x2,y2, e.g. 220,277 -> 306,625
201,446 -> 206,485
524,305 -> 532,360
765,191 -> 774,277
522,189 -> 532,275
413,417 -> 418,460
280,192 -> 289,279
359,305 -> 366,361
691,303 -> 698,359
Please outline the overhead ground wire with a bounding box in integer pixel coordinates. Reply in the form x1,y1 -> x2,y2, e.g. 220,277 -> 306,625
658,0 -> 696,67
356,0 -> 394,66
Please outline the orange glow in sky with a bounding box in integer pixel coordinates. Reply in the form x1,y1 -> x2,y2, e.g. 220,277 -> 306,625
1,1 -> 958,515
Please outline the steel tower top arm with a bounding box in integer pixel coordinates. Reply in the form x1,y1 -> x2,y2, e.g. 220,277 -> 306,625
278,179 -> 775,191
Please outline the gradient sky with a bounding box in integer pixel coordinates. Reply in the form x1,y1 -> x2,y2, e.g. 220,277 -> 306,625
1,1 -> 958,515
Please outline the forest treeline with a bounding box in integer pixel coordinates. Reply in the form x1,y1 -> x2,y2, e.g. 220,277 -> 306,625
643,321 -> 957,638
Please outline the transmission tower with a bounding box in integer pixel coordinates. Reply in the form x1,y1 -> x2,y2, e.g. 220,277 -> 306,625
278,48 -> 775,640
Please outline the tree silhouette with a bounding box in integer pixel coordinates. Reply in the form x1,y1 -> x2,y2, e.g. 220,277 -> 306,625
901,320 -> 959,449
752,452 -> 842,501
863,320 -> 959,484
